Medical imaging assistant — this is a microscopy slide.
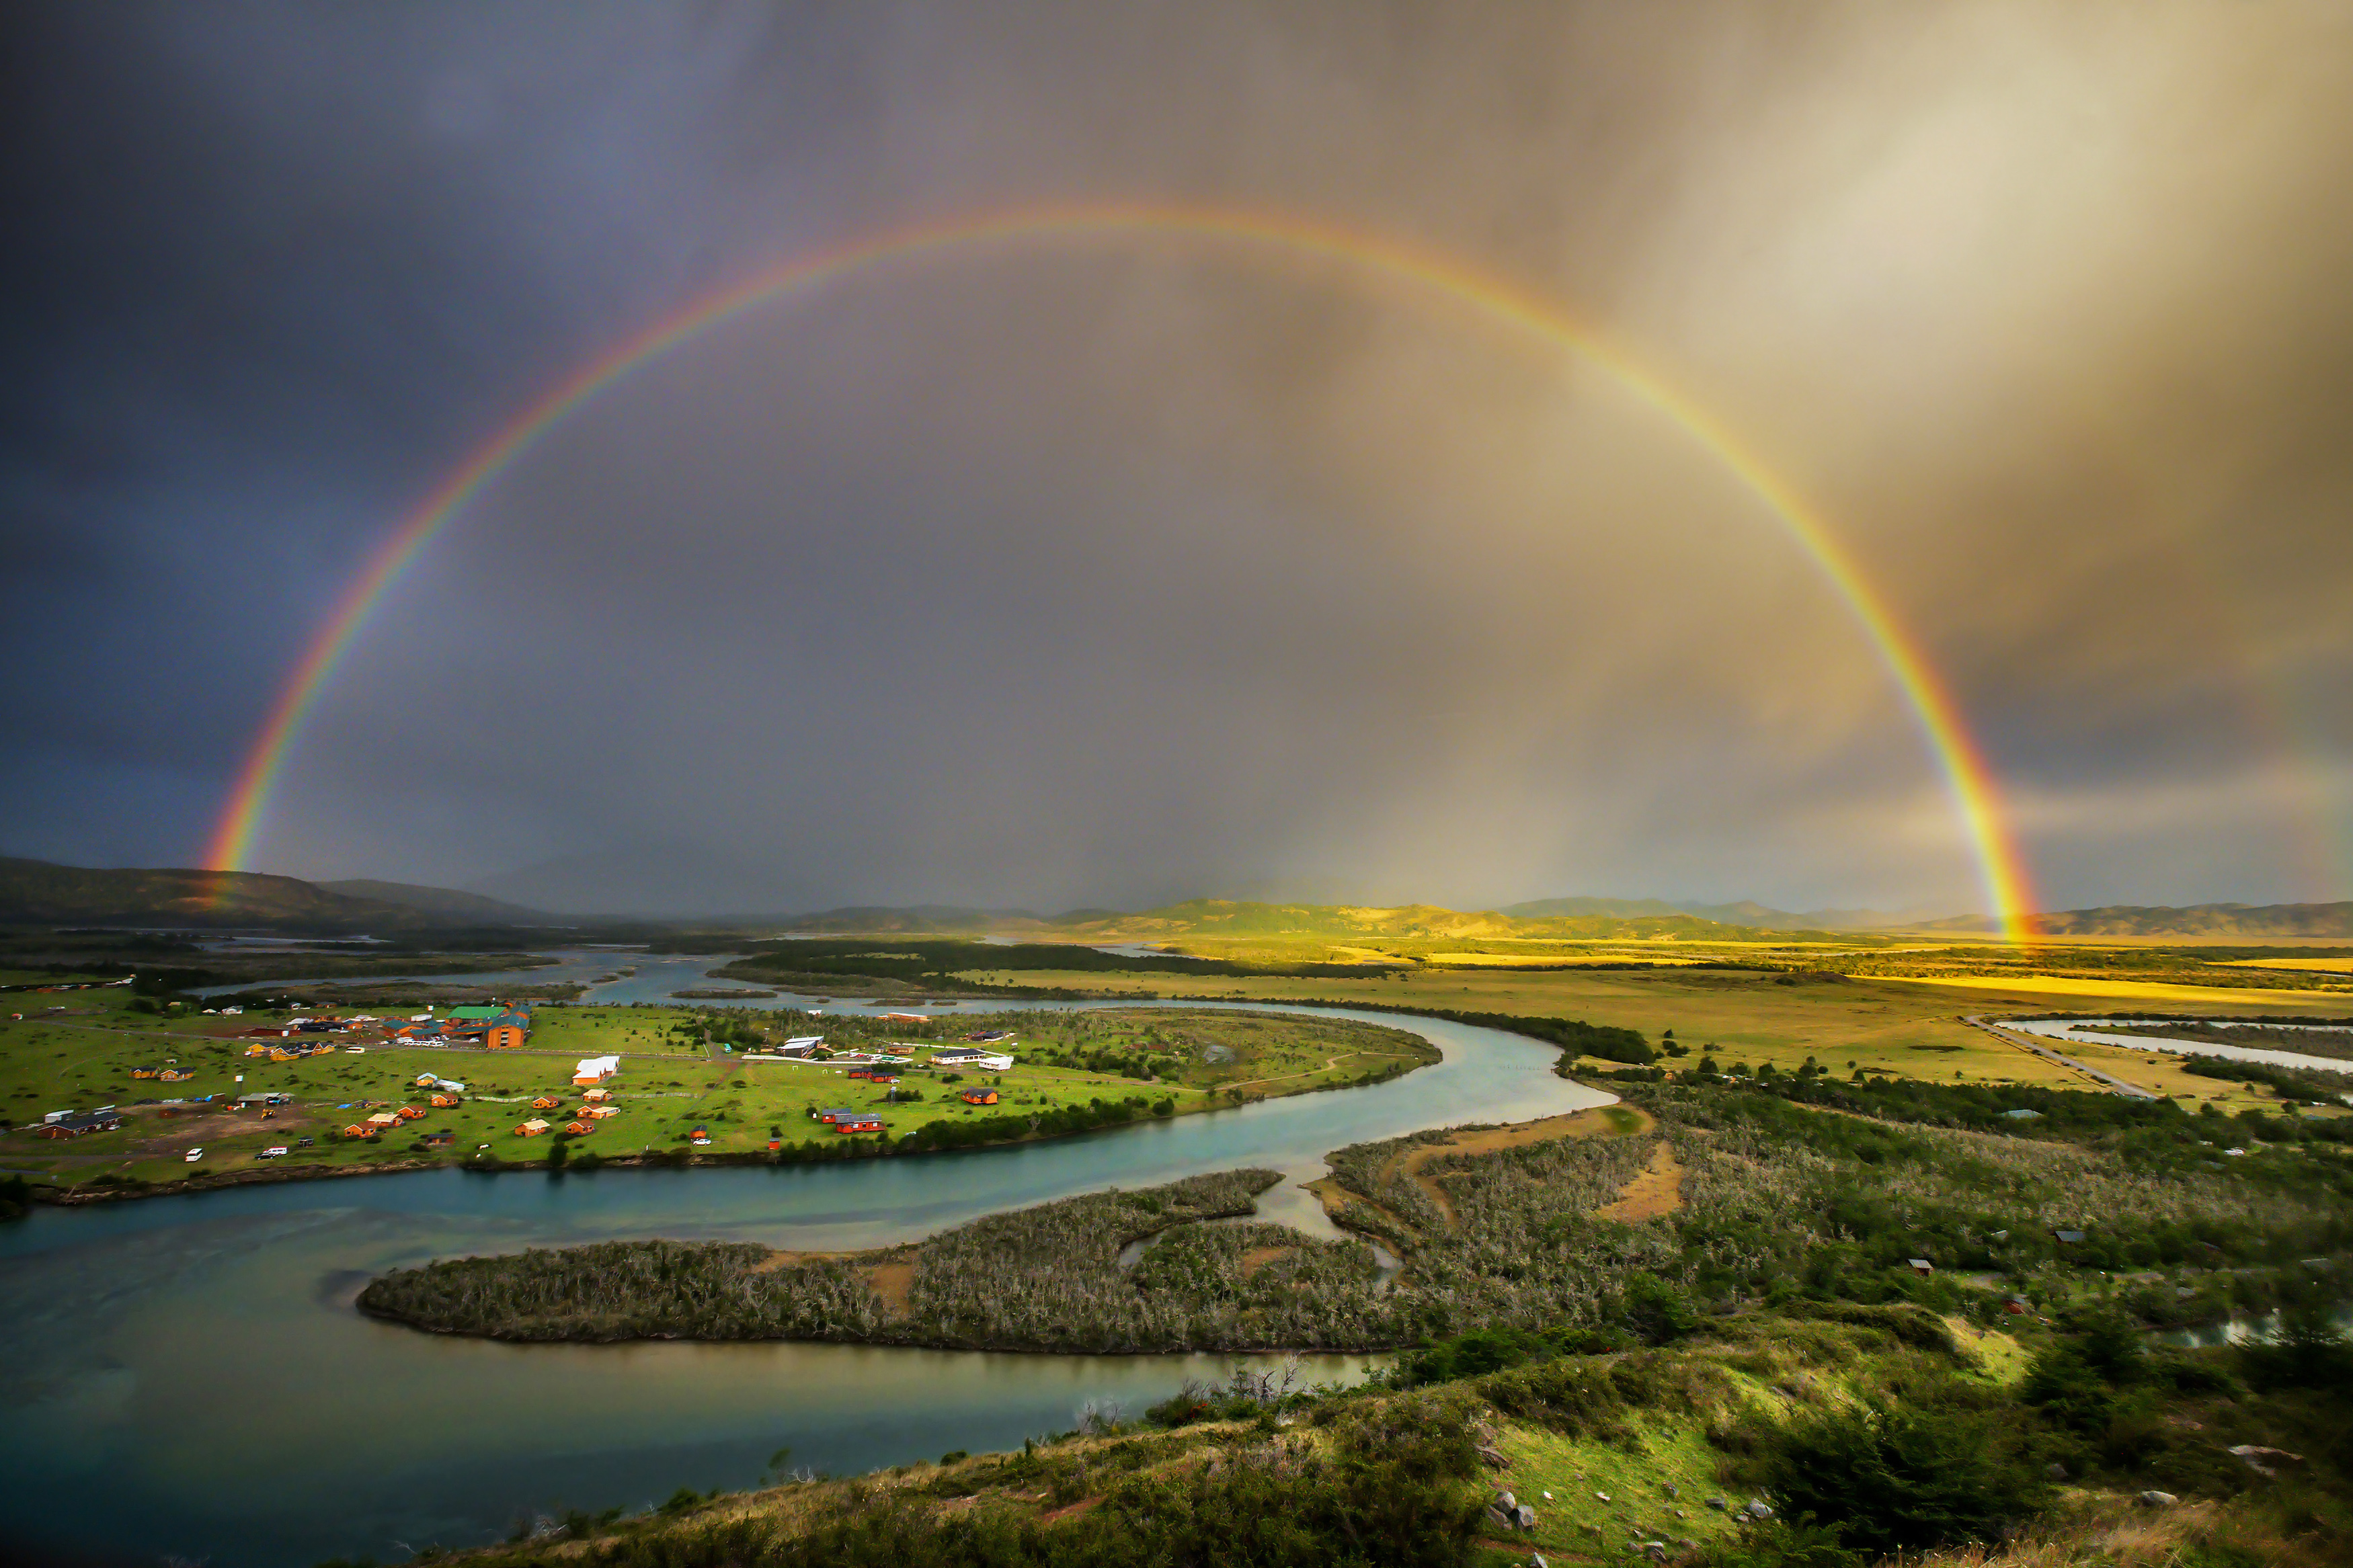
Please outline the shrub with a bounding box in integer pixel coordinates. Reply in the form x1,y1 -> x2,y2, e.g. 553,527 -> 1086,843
1614,1272 -> 1702,1345
1759,1399 -> 2049,1557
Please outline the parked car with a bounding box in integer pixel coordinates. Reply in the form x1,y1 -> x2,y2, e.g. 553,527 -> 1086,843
259,1146 -> 288,1159
184,1147 -> 204,1162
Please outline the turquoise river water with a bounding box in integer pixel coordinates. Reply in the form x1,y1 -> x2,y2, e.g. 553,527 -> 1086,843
0,997 -> 1607,1567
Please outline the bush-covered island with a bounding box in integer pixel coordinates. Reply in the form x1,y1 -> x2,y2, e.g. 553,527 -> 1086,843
364,1072 -> 2350,1354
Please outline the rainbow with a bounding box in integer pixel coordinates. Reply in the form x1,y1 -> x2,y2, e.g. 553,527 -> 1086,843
202,202 -> 2041,941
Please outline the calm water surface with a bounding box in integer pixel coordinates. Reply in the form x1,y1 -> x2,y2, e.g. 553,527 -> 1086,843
0,1002 -> 1607,1567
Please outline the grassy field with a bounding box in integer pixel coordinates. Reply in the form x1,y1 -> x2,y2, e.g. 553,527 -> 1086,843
0,999 -> 1431,1196
953,962 -> 2344,1115
9,950 -> 2342,1197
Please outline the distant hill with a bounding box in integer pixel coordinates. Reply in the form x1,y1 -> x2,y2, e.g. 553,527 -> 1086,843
771,905 -> 1045,934
1929,901 -> 2353,938
317,878 -> 559,926
0,857 -> 556,932
1045,897 -> 1784,944
1503,896 -> 1957,931
0,856 -> 399,930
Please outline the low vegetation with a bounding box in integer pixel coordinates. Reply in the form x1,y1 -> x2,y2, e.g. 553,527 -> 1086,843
391,1303 -> 2353,1568
360,1170 -> 1297,1351
359,1072 -> 2352,1359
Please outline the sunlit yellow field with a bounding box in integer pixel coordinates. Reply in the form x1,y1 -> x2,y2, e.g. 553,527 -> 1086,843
1881,973 -> 2353,1006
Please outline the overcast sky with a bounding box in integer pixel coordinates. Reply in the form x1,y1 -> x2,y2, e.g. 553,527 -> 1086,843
4,2 -> 2350,917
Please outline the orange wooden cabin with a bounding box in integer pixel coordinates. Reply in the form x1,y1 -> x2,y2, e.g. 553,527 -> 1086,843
430,1093 -> 460,1108
514,1118 -> 550,1137
565,1120 -> 594,1136
959,1088 -> 999,1106
530,1096 -> 561,1111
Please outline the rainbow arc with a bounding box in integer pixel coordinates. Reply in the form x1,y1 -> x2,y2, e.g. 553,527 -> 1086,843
202,203 -> 2040,941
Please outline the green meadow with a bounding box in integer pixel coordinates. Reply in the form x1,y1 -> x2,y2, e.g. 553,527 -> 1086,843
0,998 -> 1430,1195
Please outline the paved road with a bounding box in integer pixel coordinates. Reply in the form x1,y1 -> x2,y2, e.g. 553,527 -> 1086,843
1964,1016 -> 2160,1099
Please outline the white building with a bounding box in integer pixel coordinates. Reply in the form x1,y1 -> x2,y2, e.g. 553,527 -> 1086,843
928,1047 -> 1014,1071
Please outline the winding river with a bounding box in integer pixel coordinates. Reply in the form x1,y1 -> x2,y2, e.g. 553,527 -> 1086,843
0,997 -> 1607,1568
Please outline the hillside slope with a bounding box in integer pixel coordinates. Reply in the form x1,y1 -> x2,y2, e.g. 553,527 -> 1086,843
1047,897 -> 1781,944
0,858 -> 555,932
317,878 -> 558,925
1929,901 -> 2353,938
1505,895 -> 1961,930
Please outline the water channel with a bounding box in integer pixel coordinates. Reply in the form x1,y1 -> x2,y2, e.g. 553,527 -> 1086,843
0,986 -> 1609,1567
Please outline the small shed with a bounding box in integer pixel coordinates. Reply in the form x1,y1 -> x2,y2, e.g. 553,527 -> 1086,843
2052,1229 -> 2086,1245
1907,1259 -> 1934,1277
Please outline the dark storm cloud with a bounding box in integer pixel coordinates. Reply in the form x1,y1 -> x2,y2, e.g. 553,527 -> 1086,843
5,1 -> 2350,914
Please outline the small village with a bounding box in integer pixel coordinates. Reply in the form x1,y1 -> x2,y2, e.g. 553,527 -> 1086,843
3,1000 -> 1414,1186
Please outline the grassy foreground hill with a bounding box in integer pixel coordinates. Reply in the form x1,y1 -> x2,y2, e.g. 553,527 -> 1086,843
383,1293 -> 2353,1568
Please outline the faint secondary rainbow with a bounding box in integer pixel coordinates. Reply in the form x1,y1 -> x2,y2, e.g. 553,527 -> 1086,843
204,202 -> 2041,940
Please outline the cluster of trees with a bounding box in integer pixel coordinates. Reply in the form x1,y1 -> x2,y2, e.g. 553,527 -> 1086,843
362,1170 -> 1291,1351
1281,1001 -> 1657,1065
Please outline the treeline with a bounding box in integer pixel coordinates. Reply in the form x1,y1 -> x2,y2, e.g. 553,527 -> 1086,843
1277,999 -> 1658,1065
2178,1053 -> 2352,1101
1709,1062 -> 2353,1155
718,938 -> 1407,988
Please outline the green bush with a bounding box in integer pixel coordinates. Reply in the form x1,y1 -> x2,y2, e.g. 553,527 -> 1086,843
1759,1399 -> 2050,1557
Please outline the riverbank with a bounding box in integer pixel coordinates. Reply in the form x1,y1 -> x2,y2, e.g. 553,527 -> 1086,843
0,1005 -> 1608,1568
3,1001 -> 1439,1201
